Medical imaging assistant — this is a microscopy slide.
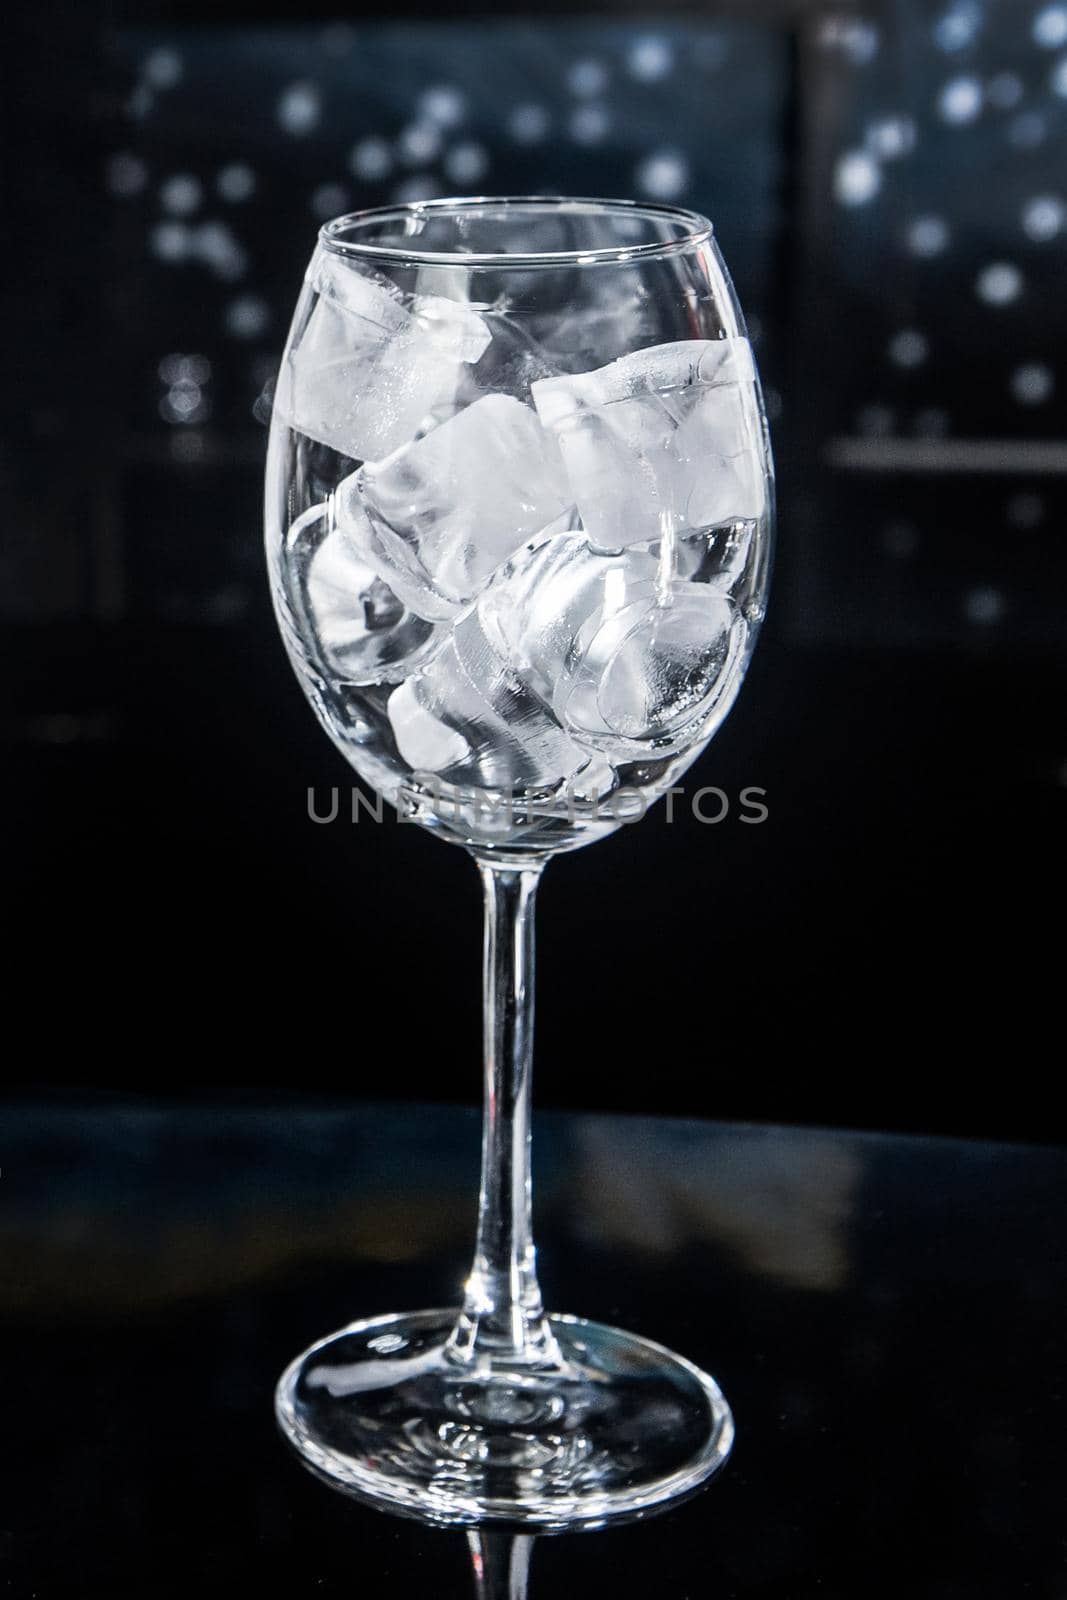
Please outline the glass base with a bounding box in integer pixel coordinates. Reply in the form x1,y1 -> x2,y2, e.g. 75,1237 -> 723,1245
275,1310 -> 734,1529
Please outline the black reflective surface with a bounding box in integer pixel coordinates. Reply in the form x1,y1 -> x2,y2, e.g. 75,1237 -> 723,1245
1,1101 -> 1064,1596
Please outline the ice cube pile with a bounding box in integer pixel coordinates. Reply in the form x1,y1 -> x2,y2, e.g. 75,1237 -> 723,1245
277,255 -> 766,795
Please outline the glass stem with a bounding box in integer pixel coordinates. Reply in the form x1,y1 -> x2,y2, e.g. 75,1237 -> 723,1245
468,1531 -> 534,1599
447,859 -> 559,1368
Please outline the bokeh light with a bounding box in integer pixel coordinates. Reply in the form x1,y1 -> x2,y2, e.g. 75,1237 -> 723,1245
443,142 -> 489,186
1010,362 -> 1054,403
277,82 -> 321,137
160,174 -> 202,216
349,137 -> 392,182
635,150 -> 689,200
1021,194 -> 1065,240
418,86 -> 466,127
567,59 -> 609,98
888,330 -> 929,368
569,105 -> 610,145
1033,5 -> 1067,48
938,75 -> 983,124
397,122 -> 442,167
964,586 -> 1004,625
627,36 -> 673,83
143,47 -> 182,89
508,104 -> 550,144
835,150 -> 881,206
107,152 -> 147,198
217,163 -> 256,203
906,214 -> 950,255
225,296 -> 271,339
975,262 -> 1023,304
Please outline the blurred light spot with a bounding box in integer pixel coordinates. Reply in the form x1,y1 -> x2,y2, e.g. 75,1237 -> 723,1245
1006,491 -> 1044,528
627,36 -> 673,82
938,75 -> 982,122
419,85 -> 466,127
906,214 -> 950,255
193,221 -> 247,281
217,163 -> 256,202
168,384 -> 203,418
1022,193 -> 1065,240
746,312 -> 763,344
569,104 -> 610,144
866,116 -> 916,158
151,220 -> 190,262
143,47 -> 182,89
107,152 -> 147,197
277,82 -> 320,137
310,182 -> 349,221
889,329 -> 928,367
915,407 -> 950,437
882,521 -> 918,557
987,71 -> 1023,109
1034,5 -> 1067,46
964,587 -> 1004,625
763,386 -> 783,422
443,141 -> 488,185
976,262 -> 1023,304
392,174 -> 442,204
1008,110 -> 1047,145
349,137 -> 392,182
568,58 -> 608,97
635,150 -> 689,200
128,85 -> 153,121
834,149 -> 881,206
160,174 -> 202,216
509,104 -> 550,144
159,353 -> 211,384
933,2 -> 981,51
159,379 -> 206,423
397,122 -> 441,166
1052,55 -> 1067,96
857,404 -> 894,436
1011,362 -> 1054,403
817,18 -> 880,62
226,295 -> 271,339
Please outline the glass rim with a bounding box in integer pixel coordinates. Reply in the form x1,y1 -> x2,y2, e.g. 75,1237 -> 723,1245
318,195 -> 714,268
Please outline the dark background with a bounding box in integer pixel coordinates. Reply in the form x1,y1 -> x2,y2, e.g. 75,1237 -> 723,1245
3,0 -> 1064,1138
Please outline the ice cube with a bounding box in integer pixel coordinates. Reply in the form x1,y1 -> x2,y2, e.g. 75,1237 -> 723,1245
670,518 -> 757,593
559,582 -> 747,758
474,524 -> 744,757
292,500 -> 442,684
530,271 -> 664,373
478,531 -> 659,703
275,252 -> 491,462
473,307 -> 571,397
387,606 -> 590,790
353,395 -> 573,620
532,338 -> 765,553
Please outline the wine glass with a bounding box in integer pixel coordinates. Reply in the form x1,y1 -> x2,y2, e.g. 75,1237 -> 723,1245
267,197 -> 773,1527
